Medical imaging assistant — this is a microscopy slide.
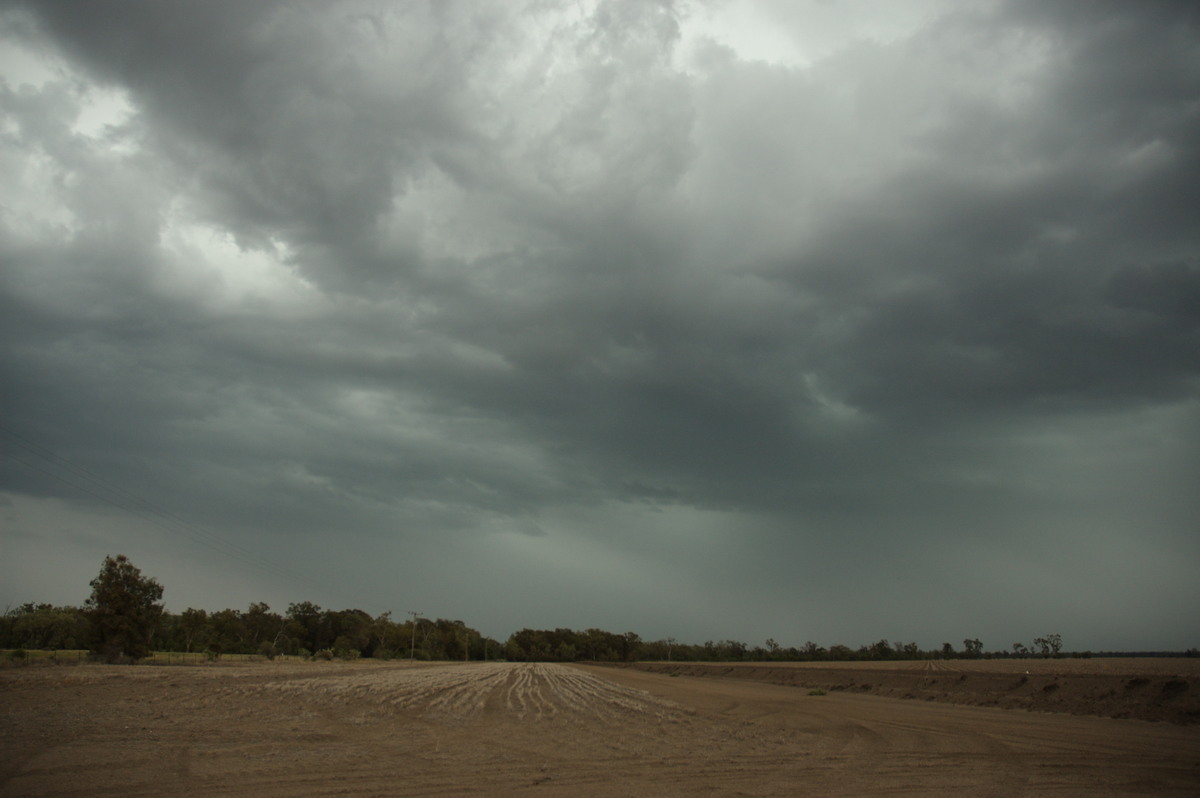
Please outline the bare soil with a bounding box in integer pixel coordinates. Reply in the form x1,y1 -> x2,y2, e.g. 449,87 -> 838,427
619,657 -> 1200,725
2,659 -> 1198,796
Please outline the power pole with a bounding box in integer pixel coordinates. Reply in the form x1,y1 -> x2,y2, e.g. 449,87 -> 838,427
408,611 -> 422,662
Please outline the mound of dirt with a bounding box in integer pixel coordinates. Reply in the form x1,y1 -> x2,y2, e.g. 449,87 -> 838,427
617,659 -> 1200,724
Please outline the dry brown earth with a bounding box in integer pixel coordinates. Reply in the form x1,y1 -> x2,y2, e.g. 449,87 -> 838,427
2,659 -> 1198,796
619,657 -> 1200,724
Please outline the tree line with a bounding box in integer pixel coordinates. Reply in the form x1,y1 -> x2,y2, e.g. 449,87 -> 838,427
502,631 -> 1086,663
1,556 -> 503,663
0,600 -> 501,663
3,555 -> 1158,664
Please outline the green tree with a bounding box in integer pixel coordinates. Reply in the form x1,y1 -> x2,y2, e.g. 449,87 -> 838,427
372,611 -> 398,658
869,639 -> 894,659
285,601 -> 323,653
329,609 -> 373,657
243,602 -> 284,651
1033,634 -> 1062,658
4,603 -> 89,650
177,608 -> 210,653
207,608 -> 244,655
85,555 -> 165,662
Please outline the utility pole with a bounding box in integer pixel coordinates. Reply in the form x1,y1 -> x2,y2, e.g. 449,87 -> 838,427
408,611 -> 422,662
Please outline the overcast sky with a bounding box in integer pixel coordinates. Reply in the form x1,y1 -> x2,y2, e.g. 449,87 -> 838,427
2,0 -> 1197,652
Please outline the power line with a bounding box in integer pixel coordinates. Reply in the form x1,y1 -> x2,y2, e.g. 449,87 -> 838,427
0,423 -> 369,609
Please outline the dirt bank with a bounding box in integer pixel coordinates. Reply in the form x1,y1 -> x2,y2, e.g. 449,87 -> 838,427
613,658 -> 1200,724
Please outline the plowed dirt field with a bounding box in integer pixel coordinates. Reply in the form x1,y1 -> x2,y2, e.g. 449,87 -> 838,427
2,659 -> 1198,796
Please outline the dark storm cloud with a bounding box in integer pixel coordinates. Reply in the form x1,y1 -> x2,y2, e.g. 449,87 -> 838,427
2,0 -> 1197,648
6,0 -> 479,285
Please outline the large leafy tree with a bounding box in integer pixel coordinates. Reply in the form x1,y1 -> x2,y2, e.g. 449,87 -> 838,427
85,555 -> 165,662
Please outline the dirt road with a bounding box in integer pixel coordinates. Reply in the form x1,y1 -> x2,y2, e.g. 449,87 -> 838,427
2,660 -> 1197,796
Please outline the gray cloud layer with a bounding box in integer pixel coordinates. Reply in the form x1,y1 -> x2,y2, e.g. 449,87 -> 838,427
2,0 -> 1197,650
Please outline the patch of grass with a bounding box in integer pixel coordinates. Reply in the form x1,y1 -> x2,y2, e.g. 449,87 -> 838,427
4,649 -> 87,659
145,651 -> 266,665
808,688 -> 827,696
